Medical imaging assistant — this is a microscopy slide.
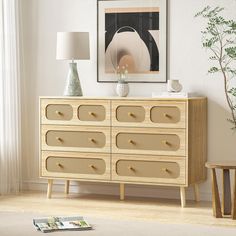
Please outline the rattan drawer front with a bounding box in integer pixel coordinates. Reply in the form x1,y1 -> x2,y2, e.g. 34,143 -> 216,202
116,106 -> 145,123
78,105 -> 106,122
46,157 -> 106,175
150,106 -> 181,124
112,127 -> 186,156
41,99 -> 110,126
46,104 -> 73,121
46,131 -> 106,148
112,154 -> 186,185
116,160 -> 180,178
41,151 -> 111,180
116,133 -> 180,151
111,100 -> 186,128
42,125 -> 110,153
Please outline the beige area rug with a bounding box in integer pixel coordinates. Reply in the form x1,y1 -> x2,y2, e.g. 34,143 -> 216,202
0,211 -> 236,236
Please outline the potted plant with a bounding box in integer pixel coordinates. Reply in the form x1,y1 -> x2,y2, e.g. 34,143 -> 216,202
196,6 -> 236,129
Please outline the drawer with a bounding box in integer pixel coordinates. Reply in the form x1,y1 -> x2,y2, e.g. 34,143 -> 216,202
78,105 -> 105,121
150,106 -> 180,124
46,131 -> 106,148
111,100 -> 186,128
112,127 -> 186,156
116,160 -> 180,178
41,151 -> 110,180
112,154 -> 186,185
46,104 -> 73,121
116,106 -> 145,123
40,99 -> 110,126
47,157 -> 105,174
116,133 -> 180,151
42,125 -> 110,153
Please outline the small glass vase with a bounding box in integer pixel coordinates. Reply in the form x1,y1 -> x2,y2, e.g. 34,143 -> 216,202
116,81 -> 129,97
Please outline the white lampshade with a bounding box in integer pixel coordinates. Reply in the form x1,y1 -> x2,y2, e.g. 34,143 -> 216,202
56,32 -> 90,60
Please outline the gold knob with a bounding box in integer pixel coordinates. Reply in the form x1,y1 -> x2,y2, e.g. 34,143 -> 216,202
89,138 -> 96,143
89,112 -> 96,117
55,110 -> 63,116
162,168 -> 169,172
89,164 -> 96,169
56,137 -> 63,142
163,113 -> 171,118
128,166 -> 135,172
128,139 -> 135,145
56,163 -> 63,168
162,140 -> 171,146
128,112 -> 135,117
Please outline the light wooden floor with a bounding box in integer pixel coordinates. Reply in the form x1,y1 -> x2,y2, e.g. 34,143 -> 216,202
0,191 -> 236,227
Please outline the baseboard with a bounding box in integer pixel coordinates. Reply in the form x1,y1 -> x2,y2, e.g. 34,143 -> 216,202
22,179 -> 212,201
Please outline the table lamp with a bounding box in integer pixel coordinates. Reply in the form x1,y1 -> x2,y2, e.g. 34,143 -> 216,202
56,32 -> 90,96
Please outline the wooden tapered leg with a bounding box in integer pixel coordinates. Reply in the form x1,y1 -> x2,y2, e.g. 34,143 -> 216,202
232,170 -> 236,219
211,168 -> 222,218
47,179 -> 53,199
194,184 -> 200,202
180,187 -> 186,208
65,180 -> 70,195
120,183 -> 125,200
222,169 -> 231,215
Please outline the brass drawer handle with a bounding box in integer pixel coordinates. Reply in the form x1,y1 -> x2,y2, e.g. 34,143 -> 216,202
128,139 -> 135,145
55,110 -> 63,116
162,168 -> 169,172
88,112 -> 96,117
162,140 -> 171,146
163,113 -> 172,119
56,137 -> 63,142
89,138 -> 96,143
89,164 -> 96,170
56,163 -> 63,168
128,166 -> 135,172
162,168 -> 171,173
128,112 -> 135,118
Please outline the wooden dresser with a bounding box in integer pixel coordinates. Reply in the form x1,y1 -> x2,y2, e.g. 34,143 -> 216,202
40,97 -> 207,207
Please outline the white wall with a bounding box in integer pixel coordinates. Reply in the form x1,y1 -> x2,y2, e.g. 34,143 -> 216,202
21,0 -> 236,201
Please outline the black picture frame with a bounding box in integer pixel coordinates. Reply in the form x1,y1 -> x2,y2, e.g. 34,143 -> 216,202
97,0 -> 168,83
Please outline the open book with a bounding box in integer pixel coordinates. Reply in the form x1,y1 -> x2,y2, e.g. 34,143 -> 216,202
33,216 -> 92,233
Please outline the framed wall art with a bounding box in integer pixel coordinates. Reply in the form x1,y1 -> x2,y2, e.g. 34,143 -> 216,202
97,0 -> 167,83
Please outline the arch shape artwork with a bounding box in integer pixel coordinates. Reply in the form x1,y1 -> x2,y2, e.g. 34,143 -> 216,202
98,0 -> 167,83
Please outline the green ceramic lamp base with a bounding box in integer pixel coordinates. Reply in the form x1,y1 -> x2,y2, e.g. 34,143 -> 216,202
64,62 -> 83,96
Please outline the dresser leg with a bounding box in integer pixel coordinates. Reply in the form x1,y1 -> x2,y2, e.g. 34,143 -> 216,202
194,184 -> 200,202
47,179 -> 53,199
120,183 -> 125,200
180,187 -> 186,207
65,180 -> 70,195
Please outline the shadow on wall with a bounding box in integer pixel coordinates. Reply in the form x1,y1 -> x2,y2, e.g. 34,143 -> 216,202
207,98 -> 236,162
201,98 -> 236,195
